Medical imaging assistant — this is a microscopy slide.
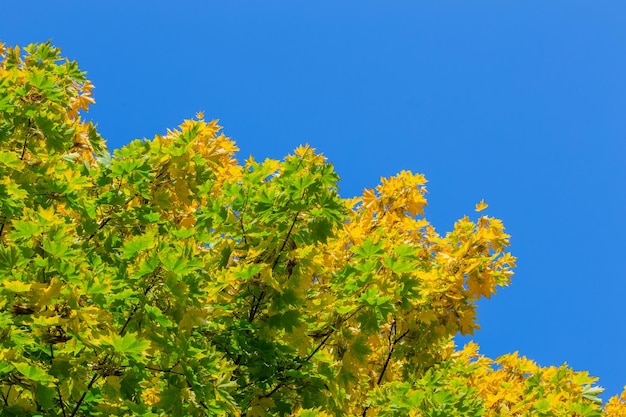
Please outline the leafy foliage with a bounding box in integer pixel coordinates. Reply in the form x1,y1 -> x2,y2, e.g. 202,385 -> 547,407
0,41 -> 623,416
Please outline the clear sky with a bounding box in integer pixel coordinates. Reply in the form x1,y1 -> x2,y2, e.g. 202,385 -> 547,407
3,0 -> 625,400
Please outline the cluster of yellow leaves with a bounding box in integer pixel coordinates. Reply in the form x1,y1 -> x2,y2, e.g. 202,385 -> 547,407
0,42 -> 102,165
138,115 -> 240,226
605,388 -> 626,417
455,342 -> 604,416
305,169 -> 516,413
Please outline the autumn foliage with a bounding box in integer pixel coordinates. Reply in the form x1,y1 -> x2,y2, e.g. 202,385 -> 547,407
0,41 -> 623,416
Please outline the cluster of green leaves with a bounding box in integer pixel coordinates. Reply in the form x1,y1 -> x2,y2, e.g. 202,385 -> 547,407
0,41 -> 622,416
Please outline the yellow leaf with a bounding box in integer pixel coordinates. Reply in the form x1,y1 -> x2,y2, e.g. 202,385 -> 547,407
416,310 -> 437,324
475,199 -> 488,212
362,188 -> 377,209
294,143 -> 314,157
38,205 -> 57,222
249,397 -> 275,417
3,280 -> 31,293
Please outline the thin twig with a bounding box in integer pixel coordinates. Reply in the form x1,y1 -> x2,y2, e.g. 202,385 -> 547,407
71,279 -> 155,415
143,366 -> 184,376
69,370 -> 100,417
297,328 -> 335,370
271,211 -> 300,272
249,326 -> 337,410
247,211 -> 300,324
1,384 -> 11,406
50,345 -> 67,417
119,282 -> 154,336
20,134 -> 28,161
87,217 -> 111,241
362,328 -> 410,417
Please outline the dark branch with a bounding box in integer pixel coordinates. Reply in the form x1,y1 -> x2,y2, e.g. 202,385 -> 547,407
87,217 -> 111,242
298,328 -> 335,370
271,211 -> 300,272
50,345 -> 67,417
362,329 -> 410,417
69,367 -> 101,417
251,325 -> 337,410
119,282 -> 155,336
71,278 -> 155,415
20,132 -> 28,161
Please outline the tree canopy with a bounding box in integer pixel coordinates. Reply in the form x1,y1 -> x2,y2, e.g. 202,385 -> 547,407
0,41 -> 624,416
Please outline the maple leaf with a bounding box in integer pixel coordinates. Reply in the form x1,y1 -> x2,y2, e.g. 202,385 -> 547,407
0,40 -> 609,417
475,199 -> 489,212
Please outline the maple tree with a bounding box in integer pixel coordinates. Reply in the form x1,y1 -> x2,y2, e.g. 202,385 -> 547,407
0,41 -> 624,417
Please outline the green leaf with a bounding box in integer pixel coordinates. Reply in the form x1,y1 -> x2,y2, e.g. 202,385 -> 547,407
581,385 -> 604,404
268,309 -> 301,332
159,250 -> 200,275
49,358 -> 71,379
120,230 -> 157,259
569,402 -> 602,417
28,70 -> 54,91
0,362 -> 14,375
105,332 -> 151,361
233,263 -> 265,280
42,237 -> 71,259
14,362 -> 56,386
360,287 -> 379,306
35,384 -> 57,410
8,220 -> 42,241
144,304 -> 171,328
0,93 -> 12,112
308,217 -> 334,243
134,253 -> 160,277
171,227 -> 195,239
382,256 -> 416,274
353,237 -> 384,258
0,150 -> 22,169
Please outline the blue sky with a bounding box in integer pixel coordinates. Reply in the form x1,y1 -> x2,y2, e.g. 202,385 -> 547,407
3,0 -> 625,400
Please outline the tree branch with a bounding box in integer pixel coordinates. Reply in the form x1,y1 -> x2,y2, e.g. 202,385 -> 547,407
271,211 -> 300,272
69,365 -> 101,417
247,211 -> 300,325
19,131 -> 28,161
71,278 -> 156,415
362,328 -> 410,417
1,384 -> 11,406
298,328 -> 335,370
86,217 -> 111,242
143,366 -> 184,376
248,325 -> 337,411
239,190 -> 249,246
50,345 -> 67,417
